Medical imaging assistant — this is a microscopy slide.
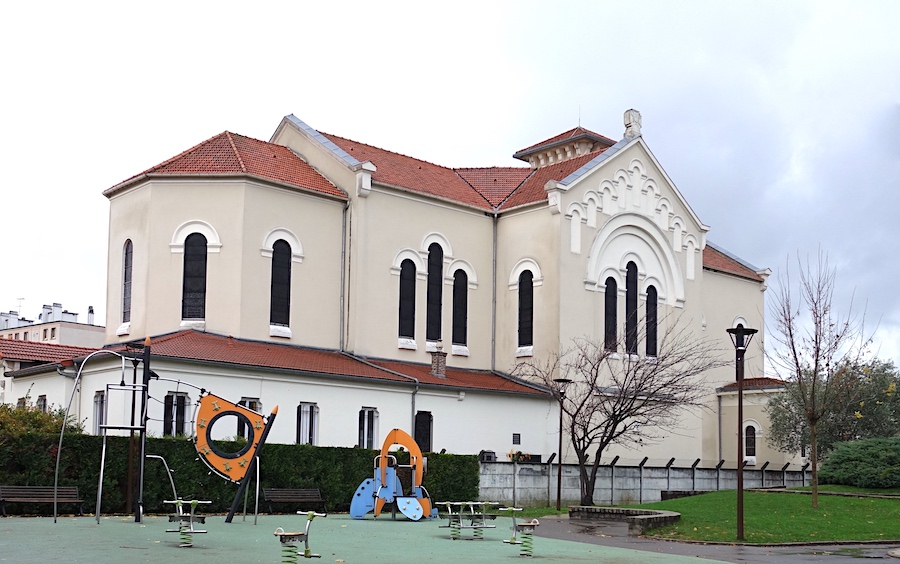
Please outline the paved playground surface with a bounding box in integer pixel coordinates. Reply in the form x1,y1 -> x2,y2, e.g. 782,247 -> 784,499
2,512 -> 898,563
0,512 -> 722,563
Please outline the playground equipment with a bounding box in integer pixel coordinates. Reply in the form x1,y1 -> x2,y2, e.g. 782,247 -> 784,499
438,501 -> 499,540
273,511 -> 327,561
56,337 -> 278,525
500,507 -> 539,557
165,498 -> 211,547
350,428 -> 435,521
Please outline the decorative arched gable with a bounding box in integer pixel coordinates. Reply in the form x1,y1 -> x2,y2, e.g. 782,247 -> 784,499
446,259 -> 478,289
585,213 -> 685,307
391,249 -> 426,279
508,258 -> 544,289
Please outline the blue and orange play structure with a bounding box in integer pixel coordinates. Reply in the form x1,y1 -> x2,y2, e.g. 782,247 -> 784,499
349,429 -> 436,521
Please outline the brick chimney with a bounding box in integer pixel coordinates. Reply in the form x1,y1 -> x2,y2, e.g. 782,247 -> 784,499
430,341 -> 447,378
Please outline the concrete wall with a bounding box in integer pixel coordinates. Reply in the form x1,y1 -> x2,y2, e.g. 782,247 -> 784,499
478,460 -> 811,507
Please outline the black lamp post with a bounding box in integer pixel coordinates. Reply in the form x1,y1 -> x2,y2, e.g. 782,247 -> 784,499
726,325 -> 758,541
553,378 -> 573,511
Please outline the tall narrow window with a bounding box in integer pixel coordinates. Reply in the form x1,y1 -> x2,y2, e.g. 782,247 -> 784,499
297,403 -> 319,445
163,392 -> 189,437
646,285 -> 658,356
270,239 -> 292,326
518,270 -> 534,348
426,243 -> 443,342
398,259 -> 416,340
182,233 -> 208,320
93,391 -> 106,435
358,407 -> 379,449
36,395 -> 47,413
604,277 -> 617,351
123,239 -> 133,323
452,270 -> 468,347
745,426 -> 757,457
625,262 -> 638,355
237,398 -> 261,439
414,411 -> 433,452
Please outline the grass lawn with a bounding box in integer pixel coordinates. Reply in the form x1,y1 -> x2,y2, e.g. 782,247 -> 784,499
630,490 -> 900,543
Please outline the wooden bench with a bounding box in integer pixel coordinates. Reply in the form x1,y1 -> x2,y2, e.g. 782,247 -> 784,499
0,485 -> 84,516
263,488 -> 327,514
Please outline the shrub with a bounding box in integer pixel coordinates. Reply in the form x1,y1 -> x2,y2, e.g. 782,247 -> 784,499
819,437 -> 900,488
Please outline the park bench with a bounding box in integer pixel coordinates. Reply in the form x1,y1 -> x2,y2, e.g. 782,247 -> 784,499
0,485 -> 84,516
263,488 -> 327,514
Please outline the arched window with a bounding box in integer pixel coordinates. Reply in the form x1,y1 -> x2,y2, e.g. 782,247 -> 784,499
182,233 -> 208,320
426,243 -> 443,342
646,285 -> 658,356
625,262 -> 638,355
604,277 -> 617,351
122,239 -> 133,324
745,425 -> 757,457
518,270 -> 534,348
398,259 -> 416,339
452,269 -> 467,346
270,239 -> 292,326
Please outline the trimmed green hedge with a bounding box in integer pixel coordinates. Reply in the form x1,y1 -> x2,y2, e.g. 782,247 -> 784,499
0,433 -> 479,514
819,437 -> 900,488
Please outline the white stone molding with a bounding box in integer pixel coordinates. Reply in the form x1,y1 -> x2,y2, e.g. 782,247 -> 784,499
566,203 -> 585,254
583,191 -> 601,228
683,234 -> 699,280
584,213 -> 685,307
270,325 -> 293,338
446,259 -> 478,289
655,197 -> 673,230
398,337 -> 417,350
515,346 -> 534,358
170,220 -> 222,253
421,232 -> 453,260
670,215 -> 685,251
115,322 -> 130,336
508,258 -> 544,289
260,228 -> 304,263
452,344 -> 470,357
391,248 -> 427,279
732,316 -> 749,329
180,319 -> 206,330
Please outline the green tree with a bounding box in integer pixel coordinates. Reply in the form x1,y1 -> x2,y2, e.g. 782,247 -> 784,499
0,393 -> 84,439
767,359 -> 900,457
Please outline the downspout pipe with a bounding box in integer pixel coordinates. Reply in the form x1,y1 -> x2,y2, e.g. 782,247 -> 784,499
491,212 -> 498,372
339,199 -> 350,352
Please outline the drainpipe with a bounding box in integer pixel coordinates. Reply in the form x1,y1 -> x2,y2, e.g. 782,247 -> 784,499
339,199 -> 350,352
717,393 -> 722,461
491,212 -> 499,371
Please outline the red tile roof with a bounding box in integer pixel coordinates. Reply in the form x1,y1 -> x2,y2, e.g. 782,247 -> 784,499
127,331 -> 546,396
719,377 -> 786,392
455,167 -> 534,208
364,358 -> 545,396
702,246 -> 764,281
500,152 -> 603,210
0,340 -> 98,363
106,132 -> 346,199
513,126 -> 616,160
322,133 -> 500,210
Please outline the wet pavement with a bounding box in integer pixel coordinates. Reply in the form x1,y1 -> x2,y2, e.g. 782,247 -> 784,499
536,515 -> 900,562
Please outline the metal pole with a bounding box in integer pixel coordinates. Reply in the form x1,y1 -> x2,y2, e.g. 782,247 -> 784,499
136,337 -> 151,523
736,345 -> 745,541
556,398 -> 564,511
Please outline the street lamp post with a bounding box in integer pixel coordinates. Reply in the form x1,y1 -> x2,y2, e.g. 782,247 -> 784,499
553,378 -> 573,511
726,325 -> 758,541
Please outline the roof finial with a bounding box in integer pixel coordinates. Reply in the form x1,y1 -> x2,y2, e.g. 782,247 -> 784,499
624,109 -> 642,139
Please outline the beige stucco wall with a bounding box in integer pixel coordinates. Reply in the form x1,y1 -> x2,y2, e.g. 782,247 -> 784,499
106,179 -> 345,347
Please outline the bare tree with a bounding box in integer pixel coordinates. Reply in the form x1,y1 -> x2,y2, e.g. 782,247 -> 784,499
514,320 -> 725,505
768,251 -> 870,508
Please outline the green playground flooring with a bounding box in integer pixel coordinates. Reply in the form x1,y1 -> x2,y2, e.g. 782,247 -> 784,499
0,512 -> 724,563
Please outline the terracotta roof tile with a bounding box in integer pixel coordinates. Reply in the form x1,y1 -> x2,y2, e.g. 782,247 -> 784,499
702,245 -> 764,282
364,358 -> 545,396
322,133 -> 498,210
513,126 -> 616,159
455,167 -> 534,207
107,132 -> 346,199
719,377 -> 786,392
0,340 -> 98,363
129,331 -> 546,396
499,151 -> 604,210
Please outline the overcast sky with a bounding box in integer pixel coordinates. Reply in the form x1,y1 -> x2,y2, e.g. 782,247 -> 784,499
2,1 -> 898,367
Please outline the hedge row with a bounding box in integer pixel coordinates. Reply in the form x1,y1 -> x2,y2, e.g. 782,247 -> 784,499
0,433 -> 479,515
